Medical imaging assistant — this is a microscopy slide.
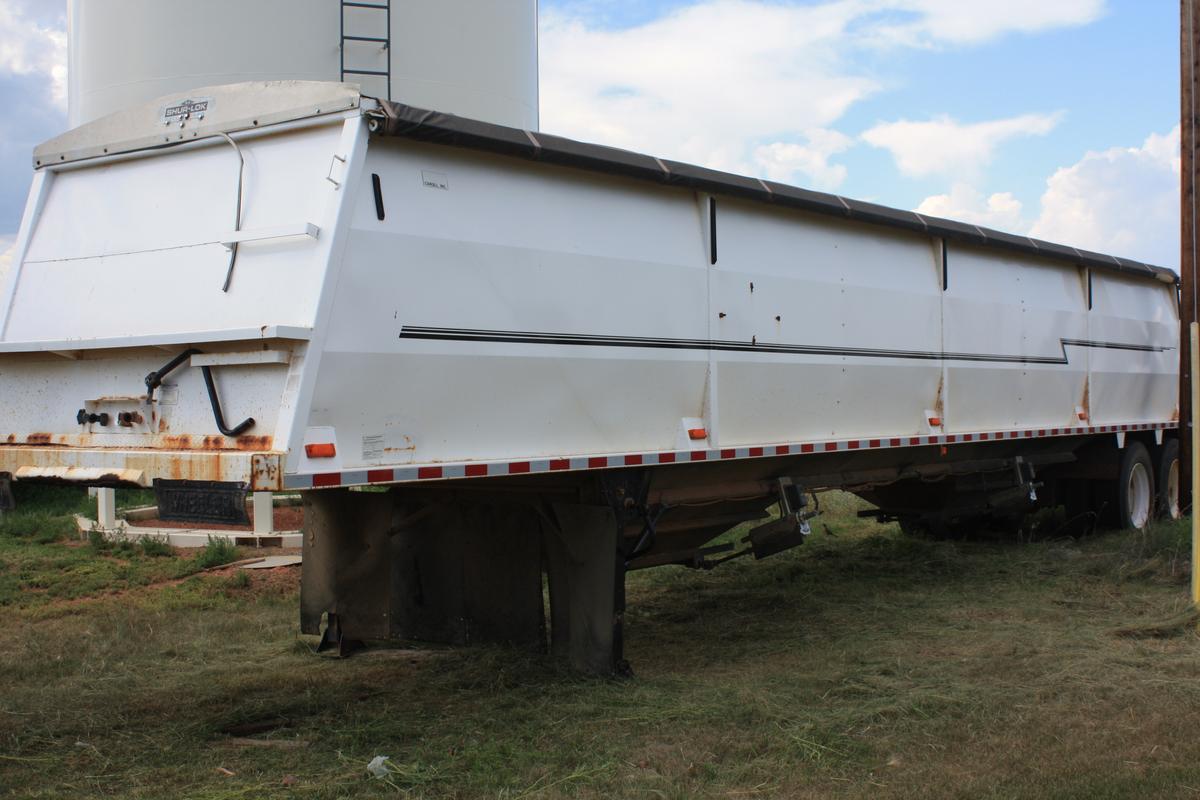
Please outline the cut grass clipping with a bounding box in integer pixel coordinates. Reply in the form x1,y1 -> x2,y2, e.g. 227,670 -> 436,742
1,489 -> 1199,799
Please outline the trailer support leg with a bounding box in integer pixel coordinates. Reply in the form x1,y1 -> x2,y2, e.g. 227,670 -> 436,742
390,502 -> 544,648
543,503 -> 628,676
302,491 -> 545,653
300,488 -> 394,652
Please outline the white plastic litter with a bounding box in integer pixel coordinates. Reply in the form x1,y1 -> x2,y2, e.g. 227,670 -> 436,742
367,756 -> 390,779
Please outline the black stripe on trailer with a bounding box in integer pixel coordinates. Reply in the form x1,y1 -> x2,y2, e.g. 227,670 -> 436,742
398,325 -> 1174,366
372,100 -> 1176,285
371,173 -> 385,221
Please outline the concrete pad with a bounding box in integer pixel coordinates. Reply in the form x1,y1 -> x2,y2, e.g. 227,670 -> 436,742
75,515 -> 301,548
240,555 -> 302,569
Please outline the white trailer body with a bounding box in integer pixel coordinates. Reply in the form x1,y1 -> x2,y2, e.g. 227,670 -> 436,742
0,82 -> 1181,671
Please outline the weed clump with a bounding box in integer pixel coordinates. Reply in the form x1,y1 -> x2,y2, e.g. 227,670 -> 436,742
86,528 -> 106,552
226,570 -> 251,590
1113,517 -> 1192,583
87,529 -> 138,556
139,535 -> 173,558
194,536 -> 239,570
0,511 -> 76,544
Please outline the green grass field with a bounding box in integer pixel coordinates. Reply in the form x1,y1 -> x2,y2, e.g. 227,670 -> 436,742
1,487 -> 1199,798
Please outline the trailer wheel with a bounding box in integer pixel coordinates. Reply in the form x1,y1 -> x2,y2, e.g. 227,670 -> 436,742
1112,441 -> 1155,530
1156,439 -> 1181,520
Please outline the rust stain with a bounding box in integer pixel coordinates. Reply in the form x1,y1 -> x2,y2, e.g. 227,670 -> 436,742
383,435 -> 417,454
157,417 -> 168,433
26,433 -> 52,446
156,433 -> 272,453
250,453 -> 282,490
5,435 -> 14,444
235,434 -> 272,451
159,435 -> 193,450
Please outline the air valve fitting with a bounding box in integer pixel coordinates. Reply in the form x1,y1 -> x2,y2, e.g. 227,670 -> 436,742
76,409 -> 110,426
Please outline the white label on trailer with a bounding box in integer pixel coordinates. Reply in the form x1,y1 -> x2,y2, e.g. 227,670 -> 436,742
161,97 -> 213,124
421,170 -> 449,191
362,435 -> 385,461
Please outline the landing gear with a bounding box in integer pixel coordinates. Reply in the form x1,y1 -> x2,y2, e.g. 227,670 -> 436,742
542,502 -> 629,676
300,487 -> 633,676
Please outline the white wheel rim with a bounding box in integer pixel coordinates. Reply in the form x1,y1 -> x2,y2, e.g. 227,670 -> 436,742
1127,462 -> 1151,529
1166,459 -> 1181,519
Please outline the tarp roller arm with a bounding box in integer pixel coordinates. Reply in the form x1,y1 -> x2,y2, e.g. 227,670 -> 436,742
144,349 -> 255,438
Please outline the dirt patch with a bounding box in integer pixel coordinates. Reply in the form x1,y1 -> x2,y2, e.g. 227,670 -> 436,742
240,566 -> 301,596
128,505 -> 304,532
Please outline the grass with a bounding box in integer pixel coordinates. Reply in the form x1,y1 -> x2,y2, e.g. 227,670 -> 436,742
0,487 -> 244,610
0,490 -> 1198,798
194,536 -> 240,570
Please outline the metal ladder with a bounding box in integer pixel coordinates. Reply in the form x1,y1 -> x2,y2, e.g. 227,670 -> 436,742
340,0 -> 391,99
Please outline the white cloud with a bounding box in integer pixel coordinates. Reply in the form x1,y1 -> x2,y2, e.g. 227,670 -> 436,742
541,0 -> 877,185
862,112 -> 1064,179
869,0 -> 1107,47
1029,126 -> 1180,268
917,183 -> 1025,231
540,0 -> 1100,189
0,0 -> 66,107
913,128 -> 1180,267
752,129 -> 854,190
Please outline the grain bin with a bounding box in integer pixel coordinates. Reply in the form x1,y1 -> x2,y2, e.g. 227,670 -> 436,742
66,0 -> 539,129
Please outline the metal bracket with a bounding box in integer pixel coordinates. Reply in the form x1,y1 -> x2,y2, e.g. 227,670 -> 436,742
1013,457 -> 1041,502
326,154 -> 347,188
741,479 -> 818,561
776,476 -> 817,535
190,350 -> 292,367
219,222 -> 320,250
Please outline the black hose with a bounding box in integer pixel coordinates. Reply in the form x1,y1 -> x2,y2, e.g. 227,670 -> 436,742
144,348 -> 254,437
145,348 -> 200,402
625,505 -> 667,566
200,366 -> 255,437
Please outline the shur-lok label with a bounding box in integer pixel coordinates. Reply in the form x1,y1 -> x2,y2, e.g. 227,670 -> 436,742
162,97 -> 213,123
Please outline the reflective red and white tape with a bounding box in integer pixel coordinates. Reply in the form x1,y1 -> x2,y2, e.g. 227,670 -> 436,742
282,421 -> 1178,490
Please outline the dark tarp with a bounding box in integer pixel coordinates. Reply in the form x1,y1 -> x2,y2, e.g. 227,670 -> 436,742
375,100 -> 1176,284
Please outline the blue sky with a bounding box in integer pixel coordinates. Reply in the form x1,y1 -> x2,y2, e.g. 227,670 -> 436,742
0,0 -> 1183,269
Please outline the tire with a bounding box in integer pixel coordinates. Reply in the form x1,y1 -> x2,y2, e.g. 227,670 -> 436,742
1113,441 -> 1155,530
1156,439 -> 1181,520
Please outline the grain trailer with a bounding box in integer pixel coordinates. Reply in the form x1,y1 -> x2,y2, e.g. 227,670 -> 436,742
0,82 -> 1180,672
